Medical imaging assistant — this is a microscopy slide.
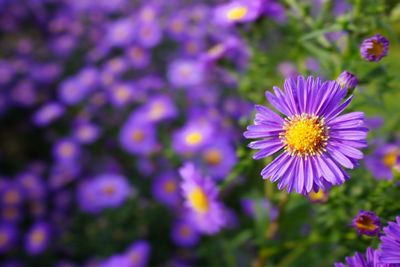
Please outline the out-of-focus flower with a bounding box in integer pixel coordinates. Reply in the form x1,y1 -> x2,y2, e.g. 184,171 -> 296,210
119,116 -> 158,156
32,102 -> 65,127
244,76 -> 367,194
201,141 -> 237,180
179,163 -> 226,234
135,95 -> 178,123
73,122 -> 100,144
1,182 -> 23,207
214,0 -> 262,26
24,221 -> 51,255
365,144 -> 400,180
124,240 -> 151,267
277,62 -> 298,79
106,18 -> 135,47
379,216 -> 400,264
152,172 -> 180,206
126,45 -> 151,69
53,138 -> 81,164
360,34 -> 389,62
171,219 -> 200,247
0,224 -> 17,253
337,71 -> 358,90
351,210 -> 381,236
167,59 -> 205,88
172,121 -> 212,155
136,21 -> 162,48
241,197 -> 278,221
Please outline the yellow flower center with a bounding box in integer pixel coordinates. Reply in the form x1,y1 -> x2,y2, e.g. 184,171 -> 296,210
31,230 -> 45,244
60,143 -> 74,157
171,21 -> 183,32
368,40 -> 385,57
4,190 -> 20,205
281,114 -> 328,157
179,226 -> 191,237
0,232 -> 8,246
185,132 -> 203,145
163,181 -> 177,193
130,47 -> 144,59
355,215 -> 378,232
102,185 -> 116,195
204,149 -> 222,166
308,189 -> 327,203
383,151 -> 397,167
188,187 -> 209,213
149,102 -> 164,120
115,86 -> 131,101
226,6 -> 248,21
131,130 -> 145,142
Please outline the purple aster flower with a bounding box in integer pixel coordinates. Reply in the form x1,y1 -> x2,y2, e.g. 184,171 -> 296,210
167,59 -> 205,88
58,77 -> 90,105
152,172 -> 180,206
337,71 -> 358,90
106,18 -> 135,47
172,121 -> 213,155
0,182 -> 23,207
24,221 -> 51,255
53,138 -> 81,164
1,206 -> 22,224
241,197 -> 278,221
73,122 -> 100,144
201,141 -> 237,180
32,102 -> 65,127
360,34 -> 389,62
101,254 -> 131,267
171,219 -> 200,247
179,162 -> 226,234
263,0 -> 287,23
351,210 -> 381,236
126,45 -> 151,69
10,79 -> 37,107
16,172 -> 46,200
119,116 -> 158,156
166,14 -> 188,41
124,240 -> 151,267
107,82 -> 136,108
244,75 -> 367,194
379,216 -> 400,264
335,247 -> 392,267
214,0 -> 262,26
135,95 -> 177,123
365,144 -> 400,180
0,224 -> 17,253
136,21 -> 162,48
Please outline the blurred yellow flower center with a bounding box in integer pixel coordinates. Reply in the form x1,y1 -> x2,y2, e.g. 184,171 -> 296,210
188,187 -> 209,213
383,151 -> 397,167
227,6 -> 248,21
185,132 -> 202,145
132,130 -> 144,142
369,40 -> 385,57
0,233 -> 8,246
31,230 -> 45,244
204,149 -> 222,166
60,143 -> 74,157
115,86 -> 130,101
171,21 -> 183,32
102,185 -> 116,195
281,114 -> 328,157
308,189 -> 327,203
180,226 -> 191,237
4,190 -> 20,205
355,215 -> 378,232
149,103 -> 164,120
164,181 -> 177,193
130,47 -> 144,59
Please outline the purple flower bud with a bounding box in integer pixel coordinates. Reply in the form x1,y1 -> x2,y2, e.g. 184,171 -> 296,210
336,71 -> 358,90
360,34 -> 389,62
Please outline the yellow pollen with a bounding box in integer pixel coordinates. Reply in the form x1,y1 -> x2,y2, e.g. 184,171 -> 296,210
355,215 -> 378,232
281,114 -> 328,157
31,230 -> 45,244
163,181 -> 177,193
188,187 -> 209,213
185,132 -> 203,145
368,40 -> 385,57
308,189 -> 328,203
383,151 -> 397,168
226,6 -> 248,21
204,149 -> 222,166
149,102 -> 165,120
131,130 -> 145,142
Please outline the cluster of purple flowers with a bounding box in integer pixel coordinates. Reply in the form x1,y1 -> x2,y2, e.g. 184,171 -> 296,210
0,0 -> 288,265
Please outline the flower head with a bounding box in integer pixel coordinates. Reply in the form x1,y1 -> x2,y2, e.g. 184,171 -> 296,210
365,143 -> 400,180
337,71 -> 358,90
244,76 -> 367,194
171,219 -> 200,247
0,224 -> 17,253
335,247 -> 392,267
214,0 -> 262,26
179,163 -> 226,234
25,221 -> 51,255
360,34 -> 389,62
152,172 -> 180,206
352,210 -> 381,236
379,216 -> 400,264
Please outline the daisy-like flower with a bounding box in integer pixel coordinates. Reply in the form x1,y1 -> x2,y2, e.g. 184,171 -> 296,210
379,216 -> 400,264
365,143 -> 400,180
214,0 -> 262,26
244,75 -> 367,194
351,210 -> 381,236
360,34 -> 389,62
179,162 -> 226,234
